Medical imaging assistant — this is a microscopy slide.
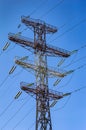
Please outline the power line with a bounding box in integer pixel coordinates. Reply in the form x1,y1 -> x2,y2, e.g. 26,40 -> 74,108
16,95 -> 29,101
0,66 -> 25,99
53,95 -> 71,111
61,43 -> 86,68
71,86 -> 86,94
47,15 -> 83,43
6,44 -> 16,53
12,68 -> 24,78
75,63 -> 86,70
17,0 -> 49,31
1,97 -> 30,130
47,24 -> 66,42
12,106 -> 35,130
0,75 -> 9,89
65,63 -> 86,74
0,99 -> 14,117
0,73 -> 23,117
0,78 -> 17,98
58,73 -> 74,89
40,0 -> 64,19
77,44 -> 86,51
0,64 -> 17,89
29,0 -> 49,16
54,85 -> 86,111
54,62 -> 86,88
63,55 -> 86,68
57,50 -> 78,68
54,63 -> 86,89
70,55 -> 86,66
49,18 -> 86,43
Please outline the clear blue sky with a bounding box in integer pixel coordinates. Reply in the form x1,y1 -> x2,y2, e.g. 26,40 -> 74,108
0,0 -> 86,130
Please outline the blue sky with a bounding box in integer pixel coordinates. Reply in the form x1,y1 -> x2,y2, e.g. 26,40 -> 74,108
0,0 -> 86,130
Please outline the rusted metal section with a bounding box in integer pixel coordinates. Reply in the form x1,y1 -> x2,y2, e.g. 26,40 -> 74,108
20,82 -> 63,100
8,33 -> 70,57
21,16 -> 57,33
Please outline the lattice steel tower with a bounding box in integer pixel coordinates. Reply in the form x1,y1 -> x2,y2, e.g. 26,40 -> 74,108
8,16 -> 71,130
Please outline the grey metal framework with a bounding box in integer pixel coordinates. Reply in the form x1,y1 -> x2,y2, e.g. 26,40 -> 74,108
8,16 -> 71,130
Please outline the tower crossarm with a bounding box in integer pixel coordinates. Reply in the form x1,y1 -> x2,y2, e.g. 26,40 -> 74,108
8,33 -> 71,57
46,44 -> 70,57
20,82 -> 63,100
15,59 -> 67,78
21,16 -> 57,33
8,33 -> 34,50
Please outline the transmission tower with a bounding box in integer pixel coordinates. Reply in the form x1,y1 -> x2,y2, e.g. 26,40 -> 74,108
8,16 -> 71,130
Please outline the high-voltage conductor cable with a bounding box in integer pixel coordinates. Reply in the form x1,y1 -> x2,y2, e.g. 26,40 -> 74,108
0,78 -> 18,98
0,55 -> 29,89
57,15 -> 81,31
63,63 -> 86,75
65,55 -> 86,68
53,63 -> 86,87
6,44 -> 16,53
17,0 -> 49,30
0,75 -> 9,89
40,0 -> 64,19
0,89 -> 22,118
17,0 -> 64,36
29,0 -> 49,16
57,41 -> 86,68
0,99 -> 14,117
0,97 -> 30,130
47,23 -> 66,42
0,65 -> 27,98
63,45 -> 86,68
70,43 -> 86,56
12,68 -> 24,78
17,0 -> 64,34
75,64 -> 86,70
53,85 -> 86,111
57,43 -> 86,69
17,0 -> 78,43
57,50 -> 78,68
12,106 -> 35,130
47,15 -> 81,42
0,64 -> 17,89
17,0 -> 63,30
53,95 -> 71,111
57,73 -> 74,89
16,95 -> 29,101
49,18 -> 86,43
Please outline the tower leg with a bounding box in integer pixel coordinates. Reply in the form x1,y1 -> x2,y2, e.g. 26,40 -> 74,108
36,85 -> 52,130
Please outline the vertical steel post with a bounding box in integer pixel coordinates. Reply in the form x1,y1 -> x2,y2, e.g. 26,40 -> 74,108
34,25 -> 52,130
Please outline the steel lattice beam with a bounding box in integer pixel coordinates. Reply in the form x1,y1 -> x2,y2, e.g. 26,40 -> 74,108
15,59 -> 68,78
21,16 -> 57,33
20,82 -> 63,100
8,33 -> 70,57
